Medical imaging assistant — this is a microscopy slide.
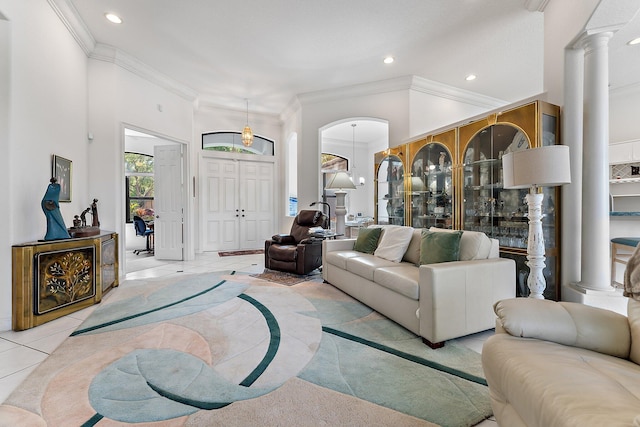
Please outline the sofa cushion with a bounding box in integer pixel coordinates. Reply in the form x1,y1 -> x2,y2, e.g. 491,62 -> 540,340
353,227 -> 382,254
324,250 -> 361,270
420,229 -> 463,265
629,298 -> 640,364
429,227 -> 492,260
402,228 -> 423,265
374,264 -> 419,300
346,255 -> 398,281
373,225 -> 414,262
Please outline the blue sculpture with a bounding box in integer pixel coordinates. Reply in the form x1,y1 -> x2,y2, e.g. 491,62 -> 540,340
42,178 -> 71,240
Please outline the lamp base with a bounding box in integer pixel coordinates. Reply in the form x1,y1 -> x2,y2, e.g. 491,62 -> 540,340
525,189 -> 546,299
334,190 -> 347,236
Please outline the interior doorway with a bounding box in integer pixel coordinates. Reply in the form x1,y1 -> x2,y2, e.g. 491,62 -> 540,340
123,127 -> 187,271
320,118 -> 389,220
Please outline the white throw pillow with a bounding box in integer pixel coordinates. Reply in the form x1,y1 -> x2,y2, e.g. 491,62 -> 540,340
374,225 -> 414,262
429,227 -> 492,260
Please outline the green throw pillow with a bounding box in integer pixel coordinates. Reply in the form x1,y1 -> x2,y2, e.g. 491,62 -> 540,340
419,230 -> 463,265
353,227 -> 382,254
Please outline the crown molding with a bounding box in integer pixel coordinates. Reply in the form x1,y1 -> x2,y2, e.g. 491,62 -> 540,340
408,75 -> 507,109
296,75 -> 507,111
90,44 -> 199,102
610,80 -> 640,97
279,96 -> 302,123
297,76 -> 414,106
524,0 -> 550,12
47,0 -> 198,102
196,99 -> 282,122
47,0 -> 95,55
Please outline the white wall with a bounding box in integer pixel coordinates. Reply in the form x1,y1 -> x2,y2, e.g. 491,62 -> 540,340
295,90 -> 410,213
543,0 -> 600,106
408,90 -> 507,138
87,59 -> 195,265
0,14 -> 11,332
610,85 -> 640,143
0,0 -> 89,330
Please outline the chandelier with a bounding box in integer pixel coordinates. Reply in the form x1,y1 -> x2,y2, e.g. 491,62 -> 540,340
242,98 -> 253,147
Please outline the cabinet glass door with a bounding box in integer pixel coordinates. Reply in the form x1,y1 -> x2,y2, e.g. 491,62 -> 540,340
462,124 -> 530,247
376,155 -> 405,225
410,143 -> 453,229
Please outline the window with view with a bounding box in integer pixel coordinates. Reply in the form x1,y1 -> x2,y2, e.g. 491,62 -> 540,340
125,152 -> 154,223
202,132 -> 274,155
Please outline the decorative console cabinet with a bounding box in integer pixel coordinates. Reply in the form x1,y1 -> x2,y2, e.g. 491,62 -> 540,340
12,232 -> 119,330
374,100 -> 563,300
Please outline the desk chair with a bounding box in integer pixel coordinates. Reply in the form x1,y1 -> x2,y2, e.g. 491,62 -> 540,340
133,215 -> 154,255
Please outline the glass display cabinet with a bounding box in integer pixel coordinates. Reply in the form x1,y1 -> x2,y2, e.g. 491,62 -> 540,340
374,148 -> 406,225
460,124 -> 530,243
458,101 -> 561,299
373,101 -> 562,300
406,130 -> 455,229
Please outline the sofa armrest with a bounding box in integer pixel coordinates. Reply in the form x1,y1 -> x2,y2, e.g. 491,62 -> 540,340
322,238 -> 356,253
271,234 -> 295,244
494,298 -> 631,359
322,238 -> 356,282
418,257 -> 515,344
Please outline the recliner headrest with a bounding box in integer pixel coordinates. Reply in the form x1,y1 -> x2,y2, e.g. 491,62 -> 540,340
296,210 -> 322,226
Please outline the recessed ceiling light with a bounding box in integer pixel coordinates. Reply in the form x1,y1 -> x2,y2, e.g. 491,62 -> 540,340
629,37 -> 640,46
105,13 -> 122,24
465,74 -> 477,81
383,56 -> 394,64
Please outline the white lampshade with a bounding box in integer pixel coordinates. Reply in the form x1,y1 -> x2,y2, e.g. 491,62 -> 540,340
502,145 -> 571,189
325,171 -> 357,190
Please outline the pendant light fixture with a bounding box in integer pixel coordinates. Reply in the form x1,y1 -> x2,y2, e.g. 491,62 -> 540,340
242,98 -> 253,147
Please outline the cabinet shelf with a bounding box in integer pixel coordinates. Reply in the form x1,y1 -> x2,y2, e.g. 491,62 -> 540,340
466,183 -> 504,191
464,158 -> 500,166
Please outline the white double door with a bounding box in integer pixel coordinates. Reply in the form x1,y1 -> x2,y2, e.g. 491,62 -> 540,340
200,157 -> 274,251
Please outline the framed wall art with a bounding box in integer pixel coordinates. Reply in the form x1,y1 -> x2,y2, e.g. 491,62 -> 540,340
52,155 -> 72,202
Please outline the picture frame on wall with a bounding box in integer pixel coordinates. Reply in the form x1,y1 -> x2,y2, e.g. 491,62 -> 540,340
52,155 -> 72,202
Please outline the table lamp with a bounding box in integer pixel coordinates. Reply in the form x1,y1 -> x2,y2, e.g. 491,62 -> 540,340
325,171 -> 356,236
502,145 -> 571,299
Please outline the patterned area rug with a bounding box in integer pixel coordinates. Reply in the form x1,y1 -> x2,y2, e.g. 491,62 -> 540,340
218,249 -> 264,257
0,271 -> 492,427
250,269 -> 321,286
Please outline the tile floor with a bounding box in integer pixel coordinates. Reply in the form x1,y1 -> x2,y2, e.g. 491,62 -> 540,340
0,250 -> 497,426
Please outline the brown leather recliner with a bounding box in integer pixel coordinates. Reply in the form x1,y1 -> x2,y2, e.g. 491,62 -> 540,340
264,210 -> 329,275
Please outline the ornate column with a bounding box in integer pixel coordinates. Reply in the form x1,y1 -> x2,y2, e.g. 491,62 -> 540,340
576,32 -> 614,292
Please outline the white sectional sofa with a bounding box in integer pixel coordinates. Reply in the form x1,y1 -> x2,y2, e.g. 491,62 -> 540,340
322,225 -> 516,348
483,298 -> 640,427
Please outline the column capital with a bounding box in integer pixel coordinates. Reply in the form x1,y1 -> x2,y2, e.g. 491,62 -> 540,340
575,31 -> 614,52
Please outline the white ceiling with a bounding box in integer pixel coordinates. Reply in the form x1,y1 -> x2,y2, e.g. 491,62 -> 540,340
65,0 -> 640,138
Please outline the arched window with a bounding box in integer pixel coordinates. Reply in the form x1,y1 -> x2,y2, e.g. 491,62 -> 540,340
202,132 -> 274,155
321,153 -> 348,172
